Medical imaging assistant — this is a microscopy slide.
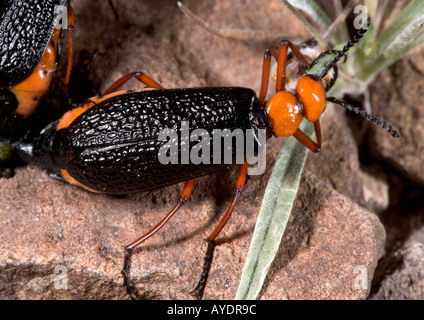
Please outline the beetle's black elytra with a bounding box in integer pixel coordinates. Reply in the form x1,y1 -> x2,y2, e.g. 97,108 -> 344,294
20,87 -> 270,194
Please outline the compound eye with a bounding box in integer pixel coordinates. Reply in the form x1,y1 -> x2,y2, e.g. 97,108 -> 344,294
265,91 -> 303,137
296,75 -> 326,122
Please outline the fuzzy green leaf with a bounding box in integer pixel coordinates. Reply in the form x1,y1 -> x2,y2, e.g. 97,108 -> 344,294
378,0 -> 424,59
235,122 -> 313,300
287,0 -> 333,31
355,0 -> 424,82
280,0 -> 329,48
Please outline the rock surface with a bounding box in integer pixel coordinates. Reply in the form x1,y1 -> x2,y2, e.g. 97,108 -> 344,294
370,242 -> 424,300
366,46 -> 424,300
260,172 -> 386,300
369,46 -> 424,185
0,165 -> 385,299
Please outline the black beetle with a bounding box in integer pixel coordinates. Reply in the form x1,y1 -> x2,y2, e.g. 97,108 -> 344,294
15,23 -> 398,299
0,0 -> 74,140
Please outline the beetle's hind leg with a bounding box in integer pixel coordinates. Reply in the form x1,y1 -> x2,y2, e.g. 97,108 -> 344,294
192,162 -> 248,299
121,179 -> 195,300
292,120 -> 322,153
103,71 -> 164,95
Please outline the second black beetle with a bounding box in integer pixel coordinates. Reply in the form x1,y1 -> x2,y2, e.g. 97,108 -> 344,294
0,0 -> 74,177
0,0 -> 74,139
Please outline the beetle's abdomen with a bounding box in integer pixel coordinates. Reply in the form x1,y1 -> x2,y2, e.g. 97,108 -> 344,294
56,87 -> 267,194
0,0 -> 66,86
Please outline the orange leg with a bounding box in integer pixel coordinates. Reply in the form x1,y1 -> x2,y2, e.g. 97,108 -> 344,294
314,120 -> 322,149
282,40 -> 309,70
260,41 -> 310,102
276,42 -> 289,92
293,119 -> 322,153
122,179 -> 195,299
257,47 -> 284,101
103,71 -> 164,95
275,40 -> 309,92
258,50 -> 272,103
64,5 -> 75,91
192,162 -> 248,299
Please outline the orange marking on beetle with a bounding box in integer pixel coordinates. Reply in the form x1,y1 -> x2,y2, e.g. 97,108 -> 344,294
56,105 -> 91,131
56,91 -> 127,130
60,169 -> 103,193
10,29 -> 62,118
56,88 -> 156,130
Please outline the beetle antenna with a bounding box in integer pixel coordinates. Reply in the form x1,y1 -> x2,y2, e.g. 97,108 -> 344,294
318,18 -> 370,80
327,97 -> 400,138
305,50 -> 340,91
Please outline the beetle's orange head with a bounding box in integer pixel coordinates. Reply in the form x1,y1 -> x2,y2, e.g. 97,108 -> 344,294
296,75 -> 326,122
265,75 -> 327,137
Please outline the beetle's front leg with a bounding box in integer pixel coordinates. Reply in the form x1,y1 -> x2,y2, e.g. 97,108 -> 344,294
192,162 -> 248,299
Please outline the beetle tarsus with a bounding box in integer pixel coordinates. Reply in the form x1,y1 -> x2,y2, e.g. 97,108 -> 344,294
122,247 -> 138,300
192,241 -> 216,300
